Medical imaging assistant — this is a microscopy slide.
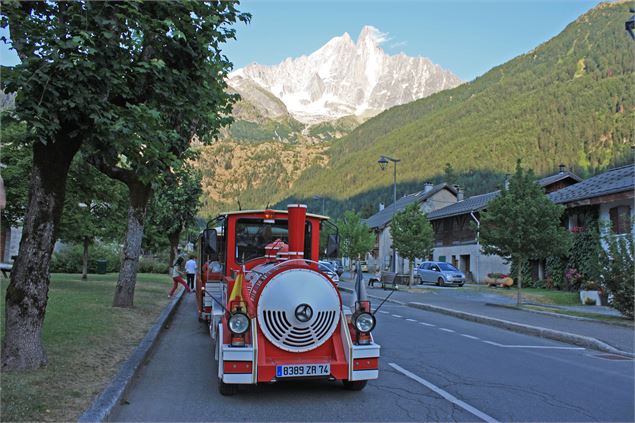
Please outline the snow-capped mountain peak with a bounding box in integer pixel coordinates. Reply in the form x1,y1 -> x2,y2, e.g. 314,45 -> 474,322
228,26 -> 462,124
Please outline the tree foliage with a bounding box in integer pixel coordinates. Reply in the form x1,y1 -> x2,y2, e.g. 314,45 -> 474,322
391,203 -> 434,285
335,211 -> 374,263
77,1 -> 249,307
58,155 -> 128,279
480,160 -> 571,304
600,229 -> 634,319
0,113 -> 31,228
144,165 -> 203,267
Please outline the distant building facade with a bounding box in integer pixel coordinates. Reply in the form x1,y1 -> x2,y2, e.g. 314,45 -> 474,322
427,170 -> 582,283
550,164 -> 634,246
364,183 -> 458,273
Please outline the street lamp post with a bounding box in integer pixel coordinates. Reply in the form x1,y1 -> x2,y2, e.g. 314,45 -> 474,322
313,195 -> 325,215
378,155 -> 400,272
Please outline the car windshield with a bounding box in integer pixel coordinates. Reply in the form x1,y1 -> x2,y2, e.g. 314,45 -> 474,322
438,263 -> 459,272
319,262 -> 334,272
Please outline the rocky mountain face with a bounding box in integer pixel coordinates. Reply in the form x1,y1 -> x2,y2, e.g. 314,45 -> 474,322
198,26 -> 462,216
228,26 -> 462,124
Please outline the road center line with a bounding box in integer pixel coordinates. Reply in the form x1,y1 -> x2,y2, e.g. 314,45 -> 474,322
482,340 -> 585,350
406,318 -> 417,322
392,314 -> 403,318
439,328 -> 455,333
460,334 -> 480,340
389,363 -> 500,423
419,322 -> 435,327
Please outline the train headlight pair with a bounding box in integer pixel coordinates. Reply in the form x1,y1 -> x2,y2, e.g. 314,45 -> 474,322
228,312 -> 250,335
353,311 -> 376,333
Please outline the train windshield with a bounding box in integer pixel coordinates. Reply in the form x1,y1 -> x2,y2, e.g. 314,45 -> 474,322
235,218 -> 312,263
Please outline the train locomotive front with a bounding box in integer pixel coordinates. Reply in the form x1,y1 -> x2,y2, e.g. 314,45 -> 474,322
197,204 -> 380,395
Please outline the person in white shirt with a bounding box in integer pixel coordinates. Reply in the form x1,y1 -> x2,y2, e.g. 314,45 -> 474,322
185,255 -> 198,292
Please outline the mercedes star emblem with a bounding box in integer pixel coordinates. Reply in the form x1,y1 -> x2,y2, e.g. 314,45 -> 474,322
294,303 -> 313,322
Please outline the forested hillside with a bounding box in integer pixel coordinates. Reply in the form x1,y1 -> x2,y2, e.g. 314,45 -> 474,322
276,2 -> 634,215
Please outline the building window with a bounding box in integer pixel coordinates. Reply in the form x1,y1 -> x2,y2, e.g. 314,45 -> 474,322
609,206 -> 631,234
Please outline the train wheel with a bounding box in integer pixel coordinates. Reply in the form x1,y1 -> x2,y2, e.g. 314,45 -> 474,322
342,380 -> 367,391
218,377 -> 237,396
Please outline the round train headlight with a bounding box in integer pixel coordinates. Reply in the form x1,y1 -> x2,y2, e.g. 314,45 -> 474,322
228,312 -> 250,334
354,312 -> 376,333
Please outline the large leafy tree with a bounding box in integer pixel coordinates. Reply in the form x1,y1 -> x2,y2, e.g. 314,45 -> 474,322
336,211 -> 374,266
391,203 -> 434,285
0,1 -> 247,369
87,2 -> 248,308
479,160 -> 571,305
144,165 -> 203,269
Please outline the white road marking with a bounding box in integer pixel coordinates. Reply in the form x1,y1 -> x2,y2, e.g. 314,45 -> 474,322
460,334 -> 480,340
379,310 -> 389,314
406,318 -> 417,322
439,328 -> 455,333
389,363 -> 500,423
419,322 -> 435,327
482,340 -> 585,350
392,314 -> 403,318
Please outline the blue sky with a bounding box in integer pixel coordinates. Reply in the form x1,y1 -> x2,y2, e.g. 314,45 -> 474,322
1,1 -> 600,81
222,0 -> 601,81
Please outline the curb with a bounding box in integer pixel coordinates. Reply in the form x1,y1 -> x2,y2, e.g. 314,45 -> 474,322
408,302 -> 635,358
78,288 -> 186,422
486,302 -> 633,327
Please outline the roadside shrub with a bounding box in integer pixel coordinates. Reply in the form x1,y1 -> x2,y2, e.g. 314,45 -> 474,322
566,223 -> 602,291
51,242 -> 122,273
600,231 -> 634,319
138,256 -> 169,274
510,259 -> 531,287
546,256 -> 567,290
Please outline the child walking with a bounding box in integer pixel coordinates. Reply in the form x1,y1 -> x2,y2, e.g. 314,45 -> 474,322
169,256 -> 191,297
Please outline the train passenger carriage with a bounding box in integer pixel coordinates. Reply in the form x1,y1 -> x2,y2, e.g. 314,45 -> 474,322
195,204 -> 380,395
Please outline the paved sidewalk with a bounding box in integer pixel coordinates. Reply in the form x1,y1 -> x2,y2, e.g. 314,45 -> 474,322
339,274 -> 634,354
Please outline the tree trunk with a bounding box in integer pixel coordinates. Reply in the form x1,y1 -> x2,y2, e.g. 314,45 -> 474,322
112,181 -> 152,308
2,138 -> 80,370
81,236 -> 89,280
409,261 -> 414,286
517,256 -> 523,306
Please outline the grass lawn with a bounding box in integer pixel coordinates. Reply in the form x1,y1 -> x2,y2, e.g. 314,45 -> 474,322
465,285 -> 580,306
0,273 -> 172,422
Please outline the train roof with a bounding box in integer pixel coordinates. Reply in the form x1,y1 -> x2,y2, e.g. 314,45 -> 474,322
217,209 -> 330,220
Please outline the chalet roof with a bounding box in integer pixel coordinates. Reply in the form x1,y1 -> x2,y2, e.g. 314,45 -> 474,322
428,191 -> 500,220
427,170 -> 584,221
538,171 -> 582,187
365,183 -> 456,229
549,164 -> 634,205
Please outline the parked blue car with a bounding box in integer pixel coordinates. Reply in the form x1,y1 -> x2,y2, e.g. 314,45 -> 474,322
416,261 -> 465,287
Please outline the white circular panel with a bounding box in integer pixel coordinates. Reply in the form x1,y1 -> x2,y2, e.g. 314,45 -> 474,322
257,268 -> 340,352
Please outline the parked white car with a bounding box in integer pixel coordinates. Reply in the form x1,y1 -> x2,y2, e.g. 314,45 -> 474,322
318,261 -> 340,283
417,261 -> 465,287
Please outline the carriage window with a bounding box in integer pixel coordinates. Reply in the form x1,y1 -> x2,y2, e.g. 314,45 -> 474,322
235,219 -> 312,263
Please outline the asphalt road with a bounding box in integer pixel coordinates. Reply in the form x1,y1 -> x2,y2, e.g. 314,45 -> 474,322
111,292 -> 634,422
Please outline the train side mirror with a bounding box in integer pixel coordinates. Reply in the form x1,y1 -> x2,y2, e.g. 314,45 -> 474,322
326,234 -> 339,258
203,229 -> 218,255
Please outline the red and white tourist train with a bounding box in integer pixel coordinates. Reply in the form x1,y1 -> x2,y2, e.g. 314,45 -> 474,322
195,204 -> 380,395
